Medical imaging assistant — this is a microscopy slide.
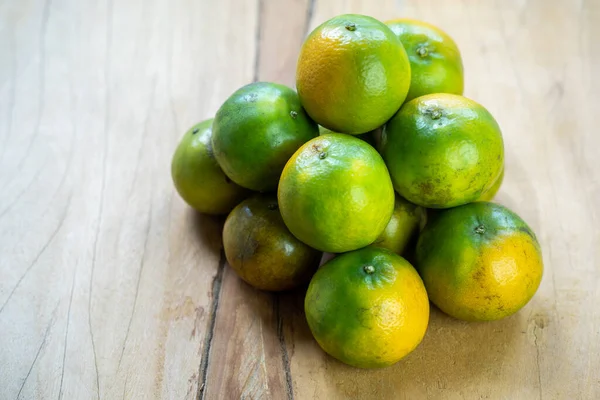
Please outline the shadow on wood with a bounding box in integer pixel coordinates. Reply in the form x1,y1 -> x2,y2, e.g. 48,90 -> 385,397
190,209 -> 225,257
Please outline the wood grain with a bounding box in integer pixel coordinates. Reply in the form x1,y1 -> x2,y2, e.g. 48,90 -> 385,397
0,0 -> 599,399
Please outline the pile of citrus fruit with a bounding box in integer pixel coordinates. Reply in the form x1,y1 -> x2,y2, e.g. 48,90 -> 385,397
171,14 -> 543,369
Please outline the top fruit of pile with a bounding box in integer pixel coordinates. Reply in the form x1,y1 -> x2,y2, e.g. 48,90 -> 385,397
171,14 -> 543,369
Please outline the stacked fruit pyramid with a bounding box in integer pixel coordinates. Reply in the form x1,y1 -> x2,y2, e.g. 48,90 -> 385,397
171,15 -> 543,369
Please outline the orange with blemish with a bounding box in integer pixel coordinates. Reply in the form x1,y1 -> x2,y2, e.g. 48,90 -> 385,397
380,94 -> 504,208
223,194 -> 321,291
416,202 -> 543,321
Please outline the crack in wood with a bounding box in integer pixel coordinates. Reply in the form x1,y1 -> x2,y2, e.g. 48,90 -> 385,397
117,78 -> 157,372
16,302 -> 59,399
275,296 -> 295,400
117,199 -> 153,371
196,250 -> 226,400
0,193 -> 72,315
532,323 -> 543,400
87,1 -> 114,398
58,257 -> 79,400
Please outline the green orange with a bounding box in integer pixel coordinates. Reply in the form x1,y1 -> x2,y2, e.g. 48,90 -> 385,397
278,134 -> 394,253
223,194 -> 321,291
386,19 -> 464,101
370,195 -> 426,256
296,14 -> 411,134
171,119 -> 248,214
380,93 -> 504,208
305,247 -> 429,368
212,82 -> 318,191
416,202 -> 543,321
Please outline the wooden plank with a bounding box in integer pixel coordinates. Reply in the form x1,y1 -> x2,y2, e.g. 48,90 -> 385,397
0,0 -> 257,398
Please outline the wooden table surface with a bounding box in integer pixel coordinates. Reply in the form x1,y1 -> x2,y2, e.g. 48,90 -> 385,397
1,0 -> 599,399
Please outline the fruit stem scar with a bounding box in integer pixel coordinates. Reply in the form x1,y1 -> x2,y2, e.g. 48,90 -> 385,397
363,265 -> 375,274
345,22 -> 356,31
416,46 -> 429,57
319,151 -> 327,159
425,107 -> 442,120
475,225 -> 486,234
290,111 -> 298,119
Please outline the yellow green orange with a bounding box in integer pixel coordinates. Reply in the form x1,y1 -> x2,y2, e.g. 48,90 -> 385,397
278,134 -> 394,253
171,119 -> 248,214
416,202 -> 543,321
305,247 -> 429,368
380,93 -> 504,208
297,14 -> 410,134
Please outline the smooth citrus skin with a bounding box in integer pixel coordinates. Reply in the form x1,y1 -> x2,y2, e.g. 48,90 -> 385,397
478,167 -> 504,201
386,19 -> 464,101
416,202 -> 543,321
297,14 -> 411,134
212,82 -> 319,191
370,195 -> 426,256
305,247 -> 429,368
171,119 -> 248,214
223,194 -> 321,291
380,94 -> 504,208
278,134 -> 394,253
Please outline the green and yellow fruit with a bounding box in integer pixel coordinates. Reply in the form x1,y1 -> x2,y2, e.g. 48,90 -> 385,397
305,247 -> 429,368
171,119 -> 248,214
416,202 -> 543,321
380,93 -> 504,208
297,14 -> 411,134
278,134 -> 394,253
223,194 -> 321,291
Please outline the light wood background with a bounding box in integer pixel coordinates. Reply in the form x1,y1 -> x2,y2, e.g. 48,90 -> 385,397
1,0 -> 598,399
